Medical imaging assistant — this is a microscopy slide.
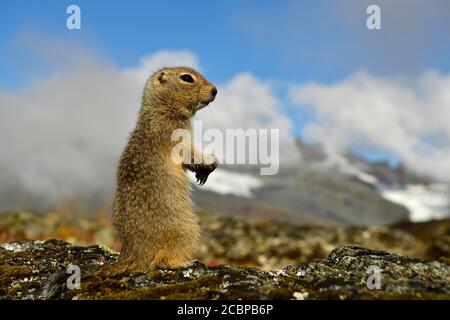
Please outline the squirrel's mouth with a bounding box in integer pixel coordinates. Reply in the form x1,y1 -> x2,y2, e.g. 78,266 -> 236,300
192,94 -> 216,114
197,97 -> 215,109
199,100 -> 210,107
191,101 -> 209,115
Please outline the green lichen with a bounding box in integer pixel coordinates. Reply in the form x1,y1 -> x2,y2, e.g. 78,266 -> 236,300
0,240 -> 449,300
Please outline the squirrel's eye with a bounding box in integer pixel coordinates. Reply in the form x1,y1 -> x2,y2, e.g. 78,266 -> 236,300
180,74 -> 194,83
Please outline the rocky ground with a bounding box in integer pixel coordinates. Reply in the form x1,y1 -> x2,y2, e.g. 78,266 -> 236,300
0,210 -> 449,299
0,240 -> 448,299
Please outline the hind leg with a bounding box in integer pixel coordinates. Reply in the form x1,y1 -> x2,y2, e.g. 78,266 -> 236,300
149,215 -> 200,269
150,230 -> 200,269
150,245 -> 195,269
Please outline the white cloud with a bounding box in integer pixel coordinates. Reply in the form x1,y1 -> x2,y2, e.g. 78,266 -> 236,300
0,44 -> 202,210
193,73 -> 297,167
196,73 -> 290,134
187,168 -> 263,198
0,38 -> 294,209
123,50 -> 200,86
289,71 -> 450,181
0,61 -> 136,209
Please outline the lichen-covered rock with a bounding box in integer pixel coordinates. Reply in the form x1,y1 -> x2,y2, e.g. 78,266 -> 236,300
0,240 -> 448,300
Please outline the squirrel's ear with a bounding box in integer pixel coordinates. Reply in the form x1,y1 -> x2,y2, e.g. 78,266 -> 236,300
156,71 -> 167,84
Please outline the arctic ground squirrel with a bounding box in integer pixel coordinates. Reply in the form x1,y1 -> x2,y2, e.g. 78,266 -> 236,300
110,67 -> 218,273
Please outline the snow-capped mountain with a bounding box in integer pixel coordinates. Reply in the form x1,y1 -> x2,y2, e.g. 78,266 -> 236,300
381,184 -> 449,222
192,138 -> 450,225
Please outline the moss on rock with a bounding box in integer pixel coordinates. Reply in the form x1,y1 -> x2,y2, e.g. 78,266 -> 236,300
0,240 -> 448,300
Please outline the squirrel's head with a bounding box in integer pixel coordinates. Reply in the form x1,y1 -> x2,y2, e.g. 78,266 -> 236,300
144,67 -> 217,117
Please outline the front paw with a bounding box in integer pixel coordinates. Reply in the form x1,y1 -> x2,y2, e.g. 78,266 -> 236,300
195,171 -> 209,186
195,155 -> 218,186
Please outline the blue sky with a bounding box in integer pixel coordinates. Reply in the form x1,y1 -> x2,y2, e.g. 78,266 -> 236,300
1,0 -> 450,166
2,0 -> 449,85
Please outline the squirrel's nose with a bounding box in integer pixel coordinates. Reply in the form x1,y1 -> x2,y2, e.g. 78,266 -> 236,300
211,86 -> 217,97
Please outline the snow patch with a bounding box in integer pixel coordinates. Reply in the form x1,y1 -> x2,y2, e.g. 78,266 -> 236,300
188,168 -> 263,198
355,171 -> 378,185
381,184 -> 449,222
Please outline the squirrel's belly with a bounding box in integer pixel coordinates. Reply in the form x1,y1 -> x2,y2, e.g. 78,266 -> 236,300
114,161 -> 191,218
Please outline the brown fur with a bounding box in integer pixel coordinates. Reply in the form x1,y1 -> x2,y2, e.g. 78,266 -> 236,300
107,67 -> 218,274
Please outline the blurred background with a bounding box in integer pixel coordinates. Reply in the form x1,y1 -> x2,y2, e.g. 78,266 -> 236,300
1,0 -> 449,268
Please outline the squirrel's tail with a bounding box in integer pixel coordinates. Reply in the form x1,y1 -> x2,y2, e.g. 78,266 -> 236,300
99,255 -> 149,277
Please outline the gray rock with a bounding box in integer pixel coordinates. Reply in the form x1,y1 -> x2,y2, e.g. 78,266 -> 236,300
1,240 -> 448,300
